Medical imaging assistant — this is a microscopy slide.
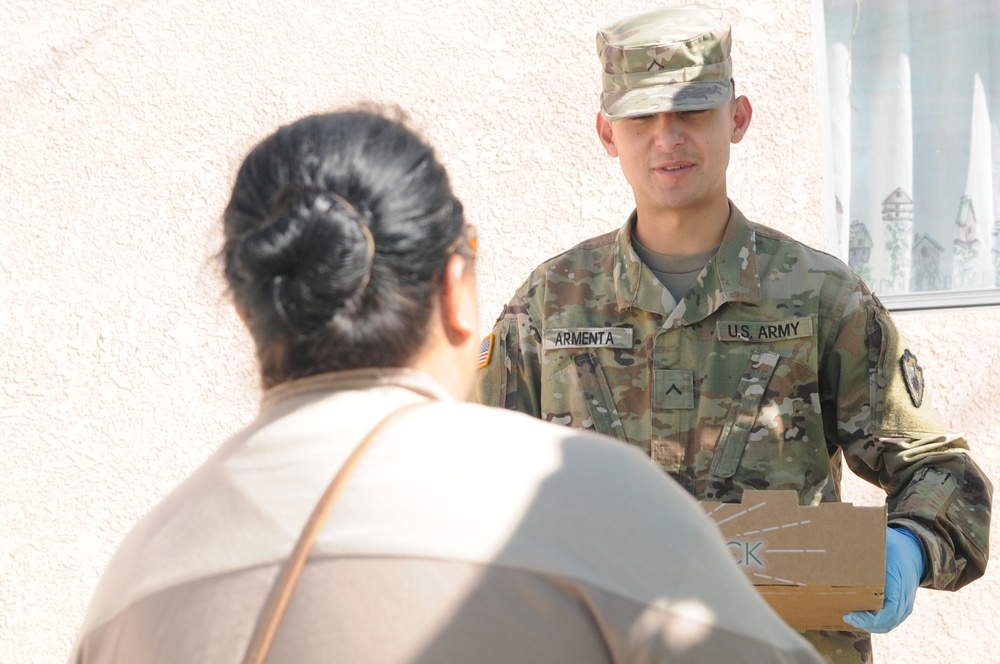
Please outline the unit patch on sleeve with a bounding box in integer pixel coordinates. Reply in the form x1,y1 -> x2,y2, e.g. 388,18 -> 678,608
716,316 -> 814,343
542,327 -> 633,350
477,334 -> 494,369
900,348 -> 924,408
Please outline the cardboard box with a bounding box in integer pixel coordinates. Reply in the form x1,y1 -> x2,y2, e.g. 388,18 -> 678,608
701,490 -> 886,631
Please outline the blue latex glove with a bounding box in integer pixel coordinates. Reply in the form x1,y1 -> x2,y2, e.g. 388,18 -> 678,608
843,526 -> 926,633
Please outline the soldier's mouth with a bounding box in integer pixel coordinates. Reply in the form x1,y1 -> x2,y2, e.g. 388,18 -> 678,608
654,162 -> 695,174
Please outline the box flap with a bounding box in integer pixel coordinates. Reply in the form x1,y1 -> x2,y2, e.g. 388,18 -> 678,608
701,490 -> 886,631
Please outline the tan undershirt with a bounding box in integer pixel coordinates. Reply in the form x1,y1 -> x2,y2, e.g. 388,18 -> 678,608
631,236 -> 720,302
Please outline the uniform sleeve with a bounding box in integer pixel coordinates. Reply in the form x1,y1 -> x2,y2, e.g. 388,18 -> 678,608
820,281 -> 992,591
472,294 -> 543,418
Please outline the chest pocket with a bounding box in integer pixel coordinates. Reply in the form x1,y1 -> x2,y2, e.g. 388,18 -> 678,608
544,352 -> 626,440
710,350 -> 781,478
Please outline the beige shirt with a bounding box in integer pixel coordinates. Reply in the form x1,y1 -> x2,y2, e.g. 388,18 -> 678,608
70,368 -> 822,664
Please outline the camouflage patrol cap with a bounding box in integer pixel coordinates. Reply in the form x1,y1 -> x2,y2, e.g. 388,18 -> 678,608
597,4 -> 733,120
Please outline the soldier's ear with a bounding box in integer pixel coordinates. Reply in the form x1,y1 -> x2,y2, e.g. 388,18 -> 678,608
596,113 -> 619,157
731,96 -> 752,144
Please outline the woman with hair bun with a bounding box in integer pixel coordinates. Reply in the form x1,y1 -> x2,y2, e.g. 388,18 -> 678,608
222,108 -> 476,390
70,107 -> 823,664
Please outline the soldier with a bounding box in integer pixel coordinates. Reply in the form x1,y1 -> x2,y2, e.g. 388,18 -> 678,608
474,5 -> 992,663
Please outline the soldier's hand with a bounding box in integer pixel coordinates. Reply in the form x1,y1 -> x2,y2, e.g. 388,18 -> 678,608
843,526 -> 926,633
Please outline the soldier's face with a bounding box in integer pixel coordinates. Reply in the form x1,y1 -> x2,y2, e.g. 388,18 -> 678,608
597,96 -> 751,218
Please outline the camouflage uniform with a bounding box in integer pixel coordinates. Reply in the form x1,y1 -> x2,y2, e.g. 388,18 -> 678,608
474,204 -> 992,663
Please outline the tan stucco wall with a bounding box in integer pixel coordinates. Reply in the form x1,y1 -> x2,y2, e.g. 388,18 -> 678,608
2,1 -> 996,662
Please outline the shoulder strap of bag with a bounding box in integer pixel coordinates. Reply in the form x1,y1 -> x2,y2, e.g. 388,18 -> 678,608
241,401 -> 427,664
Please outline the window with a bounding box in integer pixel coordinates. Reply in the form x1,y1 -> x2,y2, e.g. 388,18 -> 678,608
817,0 -> 1000,310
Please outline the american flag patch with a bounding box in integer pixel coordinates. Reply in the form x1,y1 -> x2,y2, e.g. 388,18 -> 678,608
477,334 -> 494,368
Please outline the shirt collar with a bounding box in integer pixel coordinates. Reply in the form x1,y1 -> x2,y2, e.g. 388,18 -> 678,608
261,367 -> 452,411
612,202 -> 761,323
709,202 -> 761,306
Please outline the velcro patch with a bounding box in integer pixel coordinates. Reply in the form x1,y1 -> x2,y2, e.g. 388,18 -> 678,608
543,327 -> 633,350
653,369 -> 695,410
477,334 -> 494,369
717,317 -> 814,343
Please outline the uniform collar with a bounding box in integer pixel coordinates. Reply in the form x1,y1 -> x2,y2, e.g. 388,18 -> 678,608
613,202 -> 761,325
261,367 -> 452,411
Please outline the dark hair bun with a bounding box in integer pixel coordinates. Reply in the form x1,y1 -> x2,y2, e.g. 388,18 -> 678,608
222,108 -> 466,387
231,188 -> 375,334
